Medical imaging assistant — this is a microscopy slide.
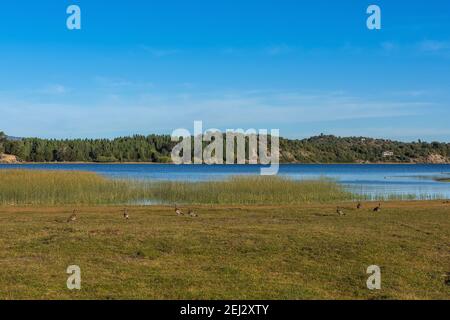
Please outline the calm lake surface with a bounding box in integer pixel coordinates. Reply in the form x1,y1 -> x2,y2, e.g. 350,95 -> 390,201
1,163 -> 450,199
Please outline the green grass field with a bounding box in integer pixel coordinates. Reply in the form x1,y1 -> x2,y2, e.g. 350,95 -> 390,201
0,170 -> 448,299
0,202 -> 449,300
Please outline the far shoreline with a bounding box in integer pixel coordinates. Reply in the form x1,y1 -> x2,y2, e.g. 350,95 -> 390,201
1,161 -> 450,165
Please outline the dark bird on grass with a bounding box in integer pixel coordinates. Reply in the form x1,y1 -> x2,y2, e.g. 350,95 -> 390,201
175,206 -> 184,216
67,210 -> 77,222
123,208 -> 129,220
336,207 -> 345,216
357,202 -> 362,209
188,209 -> 198,217
373,203 -> 382,212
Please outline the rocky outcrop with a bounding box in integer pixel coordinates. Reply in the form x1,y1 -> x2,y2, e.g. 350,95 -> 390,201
0,154 -> 20,164
421,154 -> 449,164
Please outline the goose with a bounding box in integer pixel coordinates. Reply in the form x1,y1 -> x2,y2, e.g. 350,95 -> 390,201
336,207 -> 345,216
67,210 -> 77,222
356,202 -> 362,209
175,206 -> 184,216
123,208 -> 129,220
373,203 -> 382,212
188,209 -> 197,217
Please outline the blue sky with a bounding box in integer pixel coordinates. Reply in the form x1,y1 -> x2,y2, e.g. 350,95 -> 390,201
0,0 -> 449,141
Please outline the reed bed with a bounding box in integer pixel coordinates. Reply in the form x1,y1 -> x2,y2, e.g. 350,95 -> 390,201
0,170 -> 146,205
0,170 -> 357,206
149,176 -> 357,205
1,170 -> 434,206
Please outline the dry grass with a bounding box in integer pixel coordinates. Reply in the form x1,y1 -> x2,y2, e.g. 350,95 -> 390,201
0,170 -> 145,205
0,170 -> 441,207
0,170 -> 357,206
0,201 -> 449,300
150,176 -> 356,205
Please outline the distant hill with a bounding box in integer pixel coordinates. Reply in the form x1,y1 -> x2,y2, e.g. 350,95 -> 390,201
278,135 -> 449,164
0,133 -> 449,164
6,136 -> 22,141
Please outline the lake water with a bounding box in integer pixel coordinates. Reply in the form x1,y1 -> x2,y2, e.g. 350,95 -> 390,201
1,163 -> 450,199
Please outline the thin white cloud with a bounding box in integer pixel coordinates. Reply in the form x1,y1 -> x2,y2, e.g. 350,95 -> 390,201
37,84 -> 69,95
140,46 -> 181,57
0,89 -> 441,140
390,90 -> 432,98
418,40 -> 450,52
94,76 -> 154,89
220,45 -> 295,57
380,41 -> 399,55
179,82 -> 196,89
417,40 -> 450,57
220,47 -> 241,55
264,45 -> 293,56
94,76 -> 133,87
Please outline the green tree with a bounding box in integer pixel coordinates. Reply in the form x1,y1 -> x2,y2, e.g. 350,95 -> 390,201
0,131 -> 6,153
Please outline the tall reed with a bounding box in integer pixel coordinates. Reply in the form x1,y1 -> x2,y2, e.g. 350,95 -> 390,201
149,176 -> 357,205
1,170 -> 430,206
0,170 -> 145,205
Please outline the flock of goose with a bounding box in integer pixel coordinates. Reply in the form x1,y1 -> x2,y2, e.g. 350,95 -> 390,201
175,206 -> 198,217
66,206 -> 197,222
66,201 -> 448,222
336,202 -> 382,216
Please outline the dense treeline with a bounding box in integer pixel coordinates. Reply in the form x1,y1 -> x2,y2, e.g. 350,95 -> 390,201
0,133 -> 175,163
0,132 -> 5,146
279,135 -> 450,163
0,131 -> 449,163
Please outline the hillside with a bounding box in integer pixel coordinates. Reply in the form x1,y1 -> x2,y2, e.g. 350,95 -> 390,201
0,132 -> 449,164
279,135 -> 450,164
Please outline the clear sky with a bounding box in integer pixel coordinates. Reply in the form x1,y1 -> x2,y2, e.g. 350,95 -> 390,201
0,0 -> 449,141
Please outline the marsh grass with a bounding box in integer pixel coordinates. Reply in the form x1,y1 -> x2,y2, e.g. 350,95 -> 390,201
0,169 -> 436,206
0,170 -> 146,205
150,176 -> 357,205
0,170 -> 357,206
